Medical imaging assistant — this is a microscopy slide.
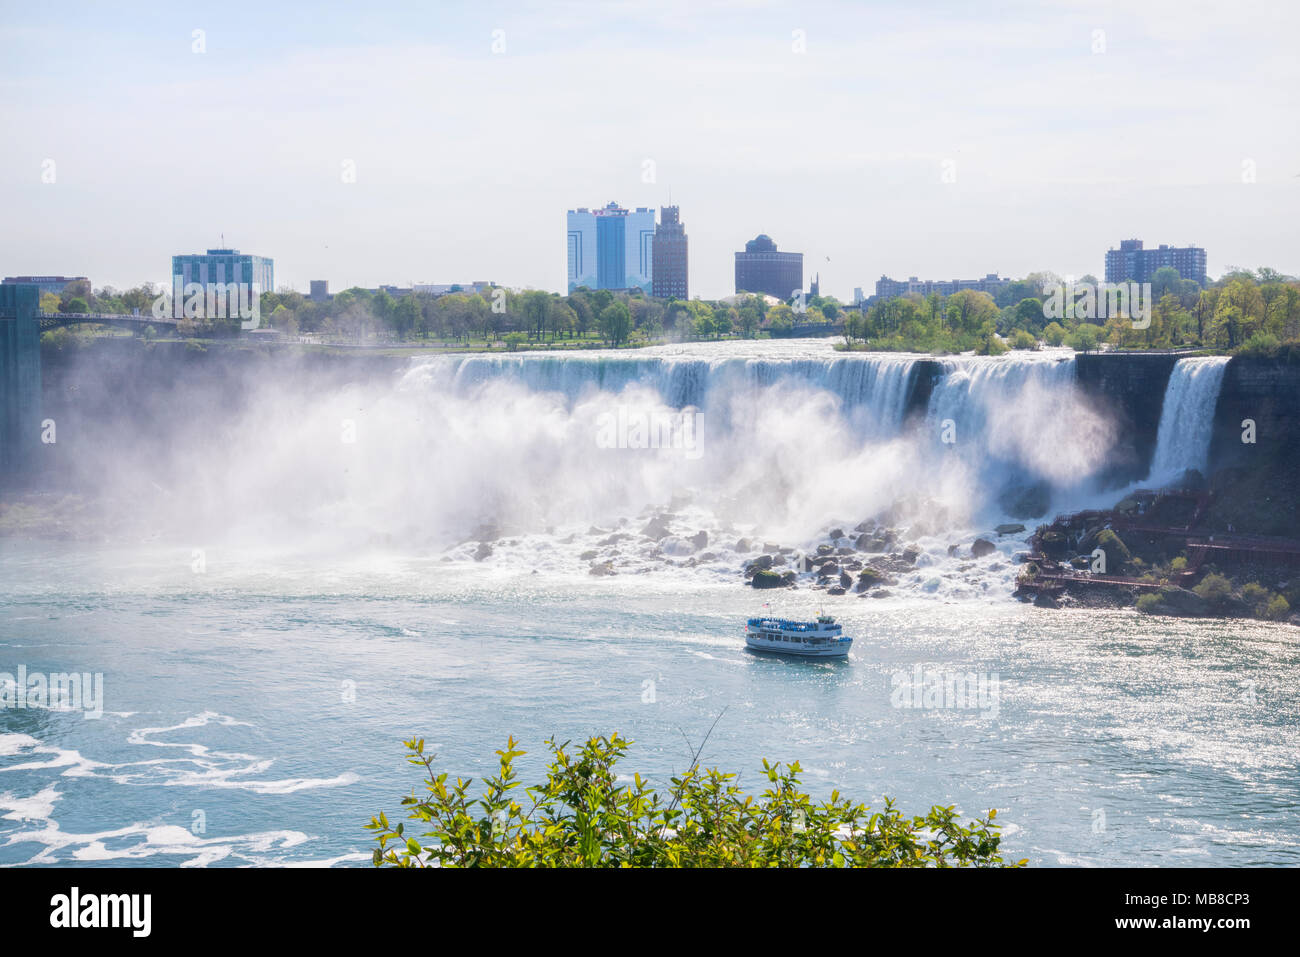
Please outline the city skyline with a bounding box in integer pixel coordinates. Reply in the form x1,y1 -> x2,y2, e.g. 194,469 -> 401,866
0,223 -> 1245,305
1,0 -> 1297,299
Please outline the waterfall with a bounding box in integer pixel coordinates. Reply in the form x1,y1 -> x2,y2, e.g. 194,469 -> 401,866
1147,356 -> 1230,484
926,353 -> 1078,443
60,340 -> 1138,548
420,352 -> 919,438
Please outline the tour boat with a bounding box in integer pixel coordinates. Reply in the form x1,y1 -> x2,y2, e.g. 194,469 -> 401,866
744,613 -> 852,658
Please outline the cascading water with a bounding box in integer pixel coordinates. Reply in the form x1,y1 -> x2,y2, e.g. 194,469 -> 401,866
429,350 -> 918,438
1147,356 -> 1230,485
56,341 -> 1121,561
923,352 -> 1115,516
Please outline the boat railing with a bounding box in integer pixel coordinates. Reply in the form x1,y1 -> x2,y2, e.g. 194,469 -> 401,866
747,617 -> 840,632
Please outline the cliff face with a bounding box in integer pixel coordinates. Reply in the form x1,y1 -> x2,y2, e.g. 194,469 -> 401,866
1075,354 -> 1300,485
1073,354 -> 1178,486
901,359 -> 943,425
1211,359 -> 1300,471
904,352 -> 1300,488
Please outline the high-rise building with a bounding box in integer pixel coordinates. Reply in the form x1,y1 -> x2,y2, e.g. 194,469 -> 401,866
651,206 -> 688,300
566,202 -> 655,293
309,280 -> 330,302
172,248 -> 274,295
1105,239 -> 1207,285
734,235 -> 802,300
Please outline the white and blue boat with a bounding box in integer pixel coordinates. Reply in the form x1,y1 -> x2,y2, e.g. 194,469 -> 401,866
744,613 -> 852,658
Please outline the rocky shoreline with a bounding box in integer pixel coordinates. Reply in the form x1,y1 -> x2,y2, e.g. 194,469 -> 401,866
1013,468 -> 1300,626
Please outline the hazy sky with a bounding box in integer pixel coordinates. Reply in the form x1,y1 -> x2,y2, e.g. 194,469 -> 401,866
2,0 -> 1297,299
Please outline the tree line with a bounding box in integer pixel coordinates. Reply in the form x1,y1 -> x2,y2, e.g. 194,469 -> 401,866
844,266 -> 1300,356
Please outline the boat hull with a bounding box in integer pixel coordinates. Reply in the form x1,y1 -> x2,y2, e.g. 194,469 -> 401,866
744,633 -> 852,658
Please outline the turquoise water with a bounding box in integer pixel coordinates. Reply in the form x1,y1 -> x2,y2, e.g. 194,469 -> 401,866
3,543 -> 1298,867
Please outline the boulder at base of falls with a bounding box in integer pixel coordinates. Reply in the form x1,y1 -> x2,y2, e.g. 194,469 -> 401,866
473,542 -> 493,561
995,523 -> 1026,536
827,586 -> 846,595
1039,529 -> 1071,559
998,482 -> 1052,519
901,544 -> 922,564
970,538 -> 997,559
855,567 -> 896,592
744,555 -> 774,577
751,569 -> 788,589
840,570 -> 853,589
735,537 -> 754,553
640,516 -> 672,540
589,561 -> 617,576
690,530 -> 709,551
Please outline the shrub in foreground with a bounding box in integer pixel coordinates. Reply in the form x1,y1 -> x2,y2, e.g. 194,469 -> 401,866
367,734 -> 1023,868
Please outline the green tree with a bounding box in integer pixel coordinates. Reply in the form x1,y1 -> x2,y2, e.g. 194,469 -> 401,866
367,734 -> 1021,868
392,295 -> 421,339
1011,297 -> 1045,334
1011,329 -> 1038,350
598,301 -> 632,347
1150,266 -> 1182,301
1067,323 -> 1101,353
521,290 -> 552,340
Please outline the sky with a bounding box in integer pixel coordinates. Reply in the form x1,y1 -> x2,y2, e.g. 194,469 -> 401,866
1,0 -> 1297,300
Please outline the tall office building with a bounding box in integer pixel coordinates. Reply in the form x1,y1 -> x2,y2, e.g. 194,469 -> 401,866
172,248 -> 274,295
734,234 -> 802,300
566,202 -> 655,293
1105,239 -> 1207,285
651,206 -> 688,300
